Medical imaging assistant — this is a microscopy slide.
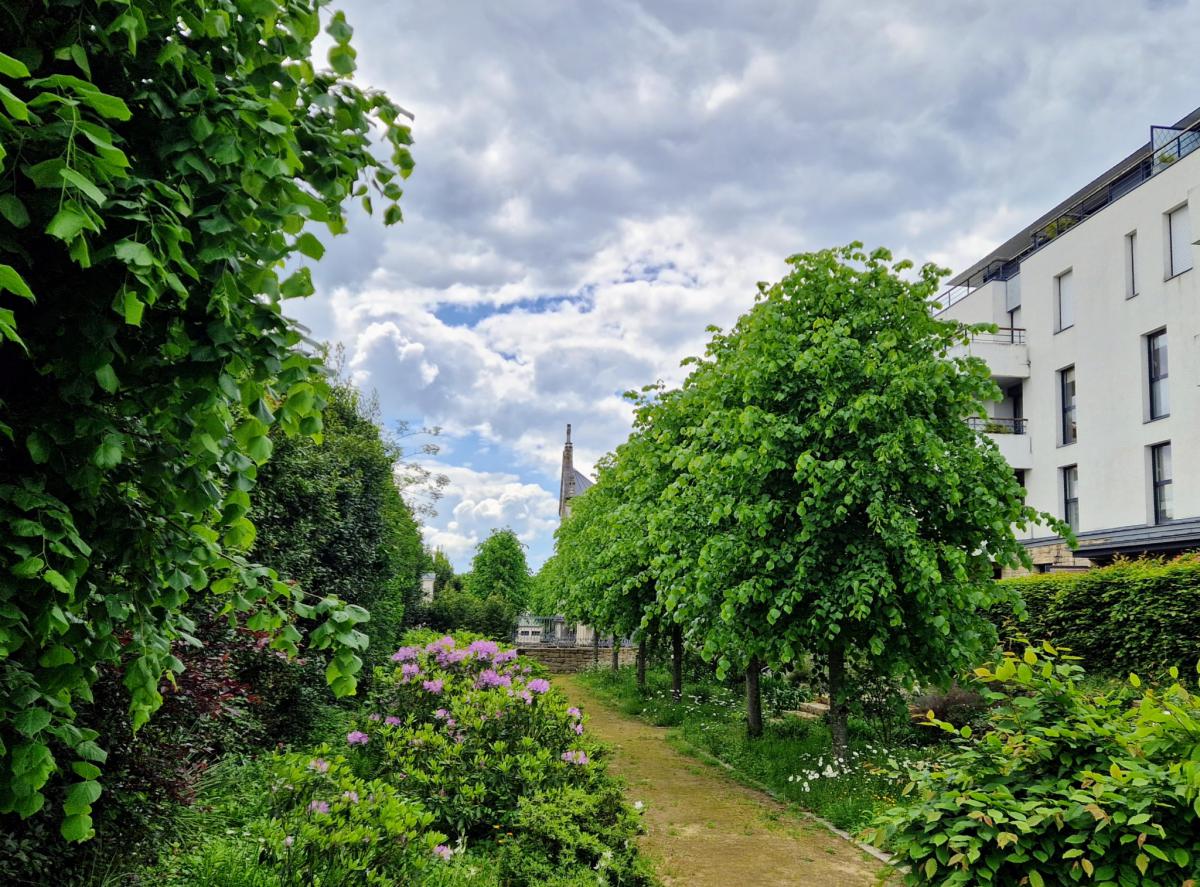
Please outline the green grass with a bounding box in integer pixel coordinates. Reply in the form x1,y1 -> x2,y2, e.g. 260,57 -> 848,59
576,665 -> 937,833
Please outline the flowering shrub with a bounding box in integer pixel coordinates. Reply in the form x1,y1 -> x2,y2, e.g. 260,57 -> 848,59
259,751 -> 446,885
869,644 -> 1200,885
261,632 -> 650,884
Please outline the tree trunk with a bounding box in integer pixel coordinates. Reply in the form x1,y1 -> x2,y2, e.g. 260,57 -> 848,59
670,624 -> 683,702
827,641 -> 849,760
611,634 -> 620,670
636,638 -> 647,688
745,657 -> 763,738
592,628 -> 600,667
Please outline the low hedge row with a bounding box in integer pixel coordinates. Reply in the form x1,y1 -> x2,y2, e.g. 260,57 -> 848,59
995,554 -> 1200,675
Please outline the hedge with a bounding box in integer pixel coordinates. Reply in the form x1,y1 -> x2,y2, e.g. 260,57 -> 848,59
995,554 -> 1200,676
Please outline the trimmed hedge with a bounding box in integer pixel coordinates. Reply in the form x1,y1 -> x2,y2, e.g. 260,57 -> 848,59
996,555 -> 1200,675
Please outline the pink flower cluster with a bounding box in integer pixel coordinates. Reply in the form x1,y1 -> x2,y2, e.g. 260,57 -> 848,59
561,750 -> 589,766
346,730 -> 370,746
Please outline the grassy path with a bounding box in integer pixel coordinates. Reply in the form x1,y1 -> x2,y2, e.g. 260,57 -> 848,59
556,674 -> 890,887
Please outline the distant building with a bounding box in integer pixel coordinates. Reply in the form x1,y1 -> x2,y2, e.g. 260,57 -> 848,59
419,571 -> 436,604
938,106 -> 1200,571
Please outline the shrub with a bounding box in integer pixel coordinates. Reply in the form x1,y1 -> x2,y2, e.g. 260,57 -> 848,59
997,555 -> 1200,676
870,644 -> 1200,885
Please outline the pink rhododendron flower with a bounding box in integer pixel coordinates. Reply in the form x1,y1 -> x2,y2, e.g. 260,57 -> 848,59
574,722 -> 584,735
342,790 -> 359,803
385,715 -> 402,726
560,750 -> 589,765
527,678 -> 551,694
400,662 -> 421,683
368,712 -> 381,722
433,845 -> 453,861
567,707 -> 581,718
390,646 -> 419,662
475,668 -> 512,689
308,758 -> 330,773
425,636 -> 455,653
308,800 -> 330,813
468,639 -> 499,659
346,731 -> 369,746
494,649 -> 518,663
422,679 -> 444,694
283,835 -> 295,847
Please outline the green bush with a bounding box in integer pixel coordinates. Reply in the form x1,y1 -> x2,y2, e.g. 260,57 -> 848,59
997,555 -> 1200,676
870,644 -> 1200,885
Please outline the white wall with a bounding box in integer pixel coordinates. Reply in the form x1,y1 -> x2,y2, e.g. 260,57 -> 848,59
941,148 -> 1200,537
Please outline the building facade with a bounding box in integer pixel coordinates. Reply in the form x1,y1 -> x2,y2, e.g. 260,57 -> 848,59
939,107 -> 1200,571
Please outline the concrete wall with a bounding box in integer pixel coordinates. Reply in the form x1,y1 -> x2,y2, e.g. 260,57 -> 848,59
941,147 -> 1200,540
518,645 -> 636,673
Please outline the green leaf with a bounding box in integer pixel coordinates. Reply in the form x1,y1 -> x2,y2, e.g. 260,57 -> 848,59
0,194 -> 30,228
11,556 -> 44,578
60,813 -> 94,842
122,291 -> 144,326
94,363 -> 119,393
71,761 -> 101,780
92,433 -> 125,468
328,44 -> 356,76
25,432 -> 51,464
14,708 -> 51,737
114,240 -> 155,267
39,645 -> 76,667
59,168 -> 107,206
46,206 -> 92,242
69,45 -> 91,78
43,569 -> 72,594
0,264 -> 34,301
63,780 -> 102,814
1028,871 -> 1044,887
0,51 -> 31,78
78,89 -> 130,121
279,267 -> 313,299
0,84 -> 28,120
294,232 -> 325,260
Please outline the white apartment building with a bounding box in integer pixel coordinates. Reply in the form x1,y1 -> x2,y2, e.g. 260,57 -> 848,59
939,107 -> 1200,571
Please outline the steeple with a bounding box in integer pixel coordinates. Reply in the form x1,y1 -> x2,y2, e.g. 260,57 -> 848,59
558,424 -> 575,519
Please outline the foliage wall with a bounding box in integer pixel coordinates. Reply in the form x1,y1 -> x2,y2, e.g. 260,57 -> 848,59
0,0 -> 410,839
998,555 -> 1200,675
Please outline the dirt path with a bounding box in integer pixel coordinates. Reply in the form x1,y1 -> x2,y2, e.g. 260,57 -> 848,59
556,674 -> 889,887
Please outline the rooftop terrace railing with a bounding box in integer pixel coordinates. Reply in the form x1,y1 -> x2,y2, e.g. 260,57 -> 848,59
937,121 -> 1200,312
968,416 -> 1027,435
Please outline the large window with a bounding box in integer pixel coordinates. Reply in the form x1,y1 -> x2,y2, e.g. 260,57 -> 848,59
1168,205 -> 1193,277
1062,465 -> 1079,531
1148,329 -> 1169,419
1055,270 -> 1074,331
1151,442 -> 1173,524
1059,366 -> 1077,445
1125,231 -> 1138,298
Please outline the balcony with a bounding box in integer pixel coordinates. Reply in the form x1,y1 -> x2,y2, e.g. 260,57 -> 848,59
950,328 -> 1029,382
969,416 -> 1032,469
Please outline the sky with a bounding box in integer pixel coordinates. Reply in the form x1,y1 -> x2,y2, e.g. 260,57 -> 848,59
289,0 -> 1200,571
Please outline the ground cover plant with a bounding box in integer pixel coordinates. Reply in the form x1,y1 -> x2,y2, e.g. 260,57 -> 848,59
136,633 -> 655,886
577,663 -> 939,833
870,644 -> 1200,886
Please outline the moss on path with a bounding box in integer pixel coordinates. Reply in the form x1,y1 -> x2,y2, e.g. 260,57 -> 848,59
557,674 -> 889,887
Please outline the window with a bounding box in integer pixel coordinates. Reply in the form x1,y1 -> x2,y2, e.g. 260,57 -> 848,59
1015,469 -> 1026,505
1062,465 -> 1079,531
1059,366 -> 1077,445
1151,442 -> 1173,524
1148,330 -> 1169,419
1168,205 -> 1193,277
1125,231 -> 1137,297
1055,270 -> 1074,331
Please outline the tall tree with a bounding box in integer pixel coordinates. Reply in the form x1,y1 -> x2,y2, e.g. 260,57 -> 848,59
654,245 -> 1062,756
469,528 -> 531,612
0,0 -> 410,838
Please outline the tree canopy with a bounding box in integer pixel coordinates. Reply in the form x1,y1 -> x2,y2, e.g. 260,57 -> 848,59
0,0 -> 410,839
468,528 -> 531,612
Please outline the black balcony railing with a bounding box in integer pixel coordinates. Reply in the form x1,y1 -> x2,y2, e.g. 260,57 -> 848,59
968,416 -> 1027,435
939,120 -> 1200,311
969,327 -> 1026,345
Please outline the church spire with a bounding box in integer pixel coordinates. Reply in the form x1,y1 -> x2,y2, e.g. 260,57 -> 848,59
558,424 -> 575,519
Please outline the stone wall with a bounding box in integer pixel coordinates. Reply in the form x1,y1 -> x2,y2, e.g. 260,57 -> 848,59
1000,541 -> 1093,578
517,645 -> 636,673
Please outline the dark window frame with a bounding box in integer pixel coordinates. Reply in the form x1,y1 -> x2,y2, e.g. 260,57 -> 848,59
1059,366 -> 1077,445
1126,231 -> 1137,298
1151,442 -> 1173,525
1148,329 -> 1169,420
1062,464 -> 1079,531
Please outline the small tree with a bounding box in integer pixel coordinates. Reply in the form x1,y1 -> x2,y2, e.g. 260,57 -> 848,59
655,245 -> 1061,755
